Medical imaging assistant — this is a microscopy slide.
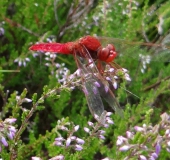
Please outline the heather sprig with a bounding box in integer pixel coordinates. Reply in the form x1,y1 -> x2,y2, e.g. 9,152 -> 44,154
0,118 -> 17,152
116,112 -> 170,159
54,124 -> 85,151
14,57 -> 30,67
84,111 -> 114,140
32,111 -> 114,160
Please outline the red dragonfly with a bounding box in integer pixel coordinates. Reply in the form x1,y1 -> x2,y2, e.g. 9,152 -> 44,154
29,35 -> 170,120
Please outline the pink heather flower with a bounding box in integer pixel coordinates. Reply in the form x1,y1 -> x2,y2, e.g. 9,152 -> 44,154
141,68 -> 144,73
4,118 -> 17,124
149,156 -> 155,160
75,144 -> 83,151
55,137 -> 64,141
7,131 -> 14,140
109,68 -> 114,72
76,138 -> 85,145
32,53 -> 39,57
99,135 -> 105,140
155,143 -> 161,155
165,129 -> 170,135
49,155 -> 64,160
98,130 -> 105,135
87,121 -> 94,127
94,81 -> 100,87
94,114 -> 99,120
124,73 -> 131,81
0,28 -> 5,36
23,61 -> 27,66
23,98 -> 32,103
45,52 -> 51,56
16,96 -> 20,101
8,126 -> 17,133
166,148 -> 170,152
70,136 -> 76,140
45,63 -> 50,66
119,145 -> 130,151
25,58 -> 30,62
82,87 -> 88,96
106,117 -> 114,124
142,124 -> 146,128
74,125 -> 79,132
103,124 -> 109,128
116,139 -> 123,146
114,75 -> 118,79
122,68 -> 128,72
18,60 -> 22,66
167,141 -> 170,147
70,86 -> 75,90
1,137 -> 8,147
75,69 -> 81,77
151,152 -> 158,159
106,77 -> 111,81
134,126 -> 144,132
116,136 -> 127,146
106,112 -> 112,116
101,158 -> 110,160
60,126 -> 68,131
84,127 -> 90,133
55,141 -> 63,146
68,74 -> 74,80
50,54 -> 57,59
139,155 -> 147,160
126,131 -> 134,139
32,157 -> 41,160
105,85 -> 109,93
8,126 -> 17,139
66,138 -> 71,147
113,81 -> 118,89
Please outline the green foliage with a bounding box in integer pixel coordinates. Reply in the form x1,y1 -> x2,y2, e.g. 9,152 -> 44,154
0,0 -> 170,159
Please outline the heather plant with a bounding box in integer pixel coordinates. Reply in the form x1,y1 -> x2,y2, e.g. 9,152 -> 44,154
0,0 -> 170,160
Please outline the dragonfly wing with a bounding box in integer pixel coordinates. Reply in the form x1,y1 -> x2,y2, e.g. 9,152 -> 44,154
73,45 -> 123,118
98,36 -> 170,62
97,80 -> 124,117
84,76 -> 105,117
75,56 -> 104,117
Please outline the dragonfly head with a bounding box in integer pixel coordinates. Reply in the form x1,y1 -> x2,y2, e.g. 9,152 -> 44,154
97,44 -> 117,62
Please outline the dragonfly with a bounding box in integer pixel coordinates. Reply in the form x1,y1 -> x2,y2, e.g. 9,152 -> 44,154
29,35 -> 170,120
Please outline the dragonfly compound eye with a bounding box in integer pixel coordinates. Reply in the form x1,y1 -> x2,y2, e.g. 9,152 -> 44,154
107,44 -> 115,51
97,48 -> 110,61
97,45 -> 117,62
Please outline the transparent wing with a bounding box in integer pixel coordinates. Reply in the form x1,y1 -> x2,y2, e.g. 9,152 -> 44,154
75,56 -> 104,117
98,36 -> 170,62
97,79 -> 124,117
84,76 -> 105,117
73,45 -> 123,118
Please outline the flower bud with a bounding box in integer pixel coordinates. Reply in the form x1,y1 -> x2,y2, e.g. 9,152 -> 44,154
74,125 -> 79,132
84,127 -> 90,133
119,145 -> 130,151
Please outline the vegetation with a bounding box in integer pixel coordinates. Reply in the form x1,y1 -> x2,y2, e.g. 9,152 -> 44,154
0,0 -> 170,159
